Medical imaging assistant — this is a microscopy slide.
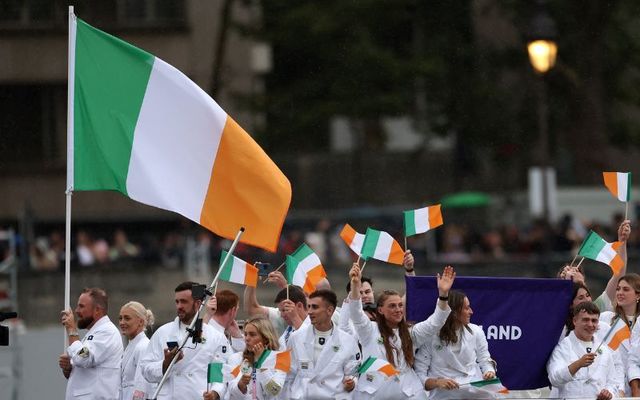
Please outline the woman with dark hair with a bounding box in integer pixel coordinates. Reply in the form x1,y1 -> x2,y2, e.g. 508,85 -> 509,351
348,263 -> 455,399
601,273 -> 640,396
414,290 -> 495,399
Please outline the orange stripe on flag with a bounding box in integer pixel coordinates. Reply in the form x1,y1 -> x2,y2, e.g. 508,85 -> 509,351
603,172 -> 619,198
303,265 -> 327,294
608,325 -> 630,350
245,263 -> 259,287
610,255 -> 624,275
340,224 -> 356,245
378,364 -> 398,376
275,350 -> 291,373
389,240 -> 405,265
200,117 -> 291,252
231,365 -> 240,377
428,205 -> 444,229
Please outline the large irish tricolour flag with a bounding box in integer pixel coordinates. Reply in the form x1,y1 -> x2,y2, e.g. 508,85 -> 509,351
68,14 -> 291,252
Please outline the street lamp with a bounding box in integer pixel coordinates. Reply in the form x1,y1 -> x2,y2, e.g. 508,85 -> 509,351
527,0 -> 557,223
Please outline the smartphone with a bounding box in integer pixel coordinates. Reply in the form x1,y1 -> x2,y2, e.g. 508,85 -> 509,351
166,341 -> 179,350
255,262 -> 275,277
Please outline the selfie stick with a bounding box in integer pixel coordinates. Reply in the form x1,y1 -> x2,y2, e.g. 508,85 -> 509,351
148,227 -> 245,400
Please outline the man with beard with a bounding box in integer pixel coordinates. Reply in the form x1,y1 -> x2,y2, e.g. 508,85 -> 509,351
139,282 -> 229,399
58,287 -> 123,400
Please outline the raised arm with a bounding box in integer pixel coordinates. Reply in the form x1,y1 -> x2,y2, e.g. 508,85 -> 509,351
243,285 -> 268,318
605,220 -> 630,304
411,265 -> 455,347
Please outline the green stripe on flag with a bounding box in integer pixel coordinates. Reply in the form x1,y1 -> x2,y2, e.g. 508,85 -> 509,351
361,228 -> 380,260
285,255 -> 298,285
357,356 -> 376,374
218,250 -> 233,281
578,231 -> 607,259
291,243 -> 314,260
627,173 -> 632,202
255,349 -> 271,369
74,18 -> 154,194
403,210 -> 417,237
207,362 -> 223,383
470,378 -> 501,388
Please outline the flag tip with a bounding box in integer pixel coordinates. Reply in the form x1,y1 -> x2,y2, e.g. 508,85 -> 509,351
240,227 -> 245,232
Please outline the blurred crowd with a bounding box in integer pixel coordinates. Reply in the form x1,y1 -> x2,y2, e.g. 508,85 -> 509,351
16,212 -> 640,272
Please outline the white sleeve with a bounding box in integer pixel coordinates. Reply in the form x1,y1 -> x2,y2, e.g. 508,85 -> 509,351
473,327 -> 495,374
348,298 -> 376,345
410,300 -> 451,349
414,343 -> 433,384
547,342 -> 574,387
256,368 -> 287,398
341,336 -> 362,377
67,329 -> 118,368
338,299 -> 353,335
139,333 -> 165,383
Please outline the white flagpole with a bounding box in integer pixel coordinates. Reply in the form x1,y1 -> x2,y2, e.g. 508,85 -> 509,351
64,5 -> 76,349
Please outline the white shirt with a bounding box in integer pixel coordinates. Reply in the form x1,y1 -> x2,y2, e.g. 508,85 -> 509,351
66,315 -> 123,400
208,318 -> 246,352
139,317 -> 229,399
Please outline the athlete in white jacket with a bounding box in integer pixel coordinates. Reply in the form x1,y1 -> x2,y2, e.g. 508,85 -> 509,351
59,287 -> 123,400
288,289 -> 361,400
348,263 -> 455,399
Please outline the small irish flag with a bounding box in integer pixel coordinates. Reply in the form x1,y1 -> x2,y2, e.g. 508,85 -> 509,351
603,172 -> 631,202
357,356 -> 399,377
255,349 -> 291,373
218,250 -> 259,287
361,228 -> 404,265
285,244 -> 327,294
604,317 -> 631,350
340,224 -> 365,256
469,378 -> 509,394
578,231 -> 624,274
403,204 -> 443,237
68,14 -> 291,252
207,362 -> 235,383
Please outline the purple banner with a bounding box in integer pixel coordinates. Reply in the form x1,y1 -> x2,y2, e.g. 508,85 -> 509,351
406,276 -> 572,390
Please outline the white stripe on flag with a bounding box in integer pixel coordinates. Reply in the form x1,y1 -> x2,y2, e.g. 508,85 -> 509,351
126,58 -> 226,222
414,207 -> 430,232
229,258 -> 246,282
375,233 -> 392,261
596,244 -> 617,265
617,173 -> 628,202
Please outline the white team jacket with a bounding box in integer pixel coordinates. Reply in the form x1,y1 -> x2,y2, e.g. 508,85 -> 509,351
288,324 -> 361,400
120,331 -> 152,400
139,317 -> 229,399
414,324 -> 495,400
547,331 -> 622,398
350,298 -> 450,399
66,315 -> 123,400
